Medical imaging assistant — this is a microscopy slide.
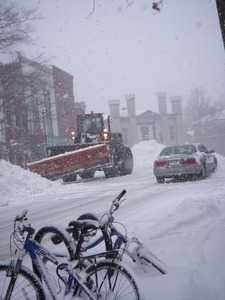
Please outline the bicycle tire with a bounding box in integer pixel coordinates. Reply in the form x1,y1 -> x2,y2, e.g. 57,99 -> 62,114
132,245 -> 168,275
85,260 -> 142,300
33,225 -> 75,279
0,262 -> 45,300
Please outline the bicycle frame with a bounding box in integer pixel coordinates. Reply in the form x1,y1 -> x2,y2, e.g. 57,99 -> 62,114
74,190 -> 168,274
77,190 -> 158,272
13,235 -> 97,300
85,223 -> 142,262
50,190 -> 167,275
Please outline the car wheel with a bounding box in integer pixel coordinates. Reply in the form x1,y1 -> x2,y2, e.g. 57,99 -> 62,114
200,164 -> 206,179
156,176 -> 164,183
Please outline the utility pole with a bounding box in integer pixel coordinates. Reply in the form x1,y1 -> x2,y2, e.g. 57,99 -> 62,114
216,0 -> 225,50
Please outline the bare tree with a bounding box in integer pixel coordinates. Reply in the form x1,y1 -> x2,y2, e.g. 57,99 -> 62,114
215,95 -> 225,111
184,86 -> 211,127
0,55 -> 52,122
0,2 -> 39,55
87,0 -> 163,18
0,2 -> 41,134
184,86 -> 212,143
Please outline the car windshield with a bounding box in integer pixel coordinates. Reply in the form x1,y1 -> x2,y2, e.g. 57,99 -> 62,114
160,145 -> 196,156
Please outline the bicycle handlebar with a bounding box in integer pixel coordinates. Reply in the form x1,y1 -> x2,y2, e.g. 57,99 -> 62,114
116,190 -> 127,202
15,209 -> 28,222
108,190 -> 127,217
14,209 -> 35,236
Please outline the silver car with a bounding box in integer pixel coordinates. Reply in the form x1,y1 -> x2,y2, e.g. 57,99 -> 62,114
153,144 -> 217,183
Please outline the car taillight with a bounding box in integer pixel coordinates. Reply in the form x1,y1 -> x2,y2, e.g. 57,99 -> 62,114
181,158 -> 196,164
154,160 -> 167,167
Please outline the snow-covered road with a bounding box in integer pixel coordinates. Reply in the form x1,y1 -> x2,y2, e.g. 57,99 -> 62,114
1,140 -> 225,299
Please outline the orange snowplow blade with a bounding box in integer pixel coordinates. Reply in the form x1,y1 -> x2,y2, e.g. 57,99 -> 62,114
28,144 -> 110,179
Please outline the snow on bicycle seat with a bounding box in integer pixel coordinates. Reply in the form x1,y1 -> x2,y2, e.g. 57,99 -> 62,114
68,220 -> 99,231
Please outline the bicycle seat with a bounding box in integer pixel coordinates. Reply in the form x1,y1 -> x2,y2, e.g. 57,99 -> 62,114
69,220 -> 99,232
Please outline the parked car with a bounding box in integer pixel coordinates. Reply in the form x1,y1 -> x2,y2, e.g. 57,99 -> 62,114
153,144 -> 217,183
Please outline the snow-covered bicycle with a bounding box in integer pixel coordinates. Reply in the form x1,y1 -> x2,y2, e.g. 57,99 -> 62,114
0,209 -> 142,299
35,190 -> 168,275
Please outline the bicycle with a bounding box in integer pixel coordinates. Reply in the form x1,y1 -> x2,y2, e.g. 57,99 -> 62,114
0,209 -> 143,299
35,190 -> 168,276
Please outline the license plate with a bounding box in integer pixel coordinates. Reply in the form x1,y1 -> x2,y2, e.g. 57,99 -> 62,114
169,160 -> 180,166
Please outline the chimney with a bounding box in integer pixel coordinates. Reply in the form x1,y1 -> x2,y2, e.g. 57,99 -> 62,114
108,100 -> 120,118
157,93 -> 167,115
126,94 -> 136,117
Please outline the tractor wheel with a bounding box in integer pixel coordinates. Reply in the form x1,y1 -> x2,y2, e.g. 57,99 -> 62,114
62,173 -> 77,182
104,167 -> 119,178
79,170 -> 95,179
119,149 -> 133,176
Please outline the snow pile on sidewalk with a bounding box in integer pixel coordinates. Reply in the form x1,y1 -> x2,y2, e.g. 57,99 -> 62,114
0,159 -> 62,207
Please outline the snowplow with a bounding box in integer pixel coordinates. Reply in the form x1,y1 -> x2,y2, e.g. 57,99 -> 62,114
28,113 -> 133,182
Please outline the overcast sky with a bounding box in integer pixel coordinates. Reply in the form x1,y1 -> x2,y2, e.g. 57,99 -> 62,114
16,0 -> 225,115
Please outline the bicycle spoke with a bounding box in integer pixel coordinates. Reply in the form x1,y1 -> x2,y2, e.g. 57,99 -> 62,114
0,264 -> 45,300
87,261 -> 141,299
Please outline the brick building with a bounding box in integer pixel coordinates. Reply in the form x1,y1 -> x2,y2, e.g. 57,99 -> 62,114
52,66 -> 76,140
0,55 -> 76,167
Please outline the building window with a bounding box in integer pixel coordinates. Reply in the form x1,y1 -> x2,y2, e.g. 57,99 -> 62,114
152,125 -> 156,139
16,114 -> 20,127
64,102 -> 67,115
44,90 -> 53,136
12,115 -> 16,127
31,97 -> 40,135
169,125 -> 175,141
141,126 -> 149,141
22,115 -> 28,128
6,113 -> 12,125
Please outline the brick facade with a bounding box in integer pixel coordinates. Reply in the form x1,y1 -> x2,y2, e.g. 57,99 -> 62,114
52,66 -> 76,140
0,56 -> 76,167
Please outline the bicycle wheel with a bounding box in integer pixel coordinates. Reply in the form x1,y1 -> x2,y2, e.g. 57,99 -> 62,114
86,260 -> 142,300
0,262 -> 45,300
132,245 -> 168,275
34,225 -> 75,259
33,226 -> 75,279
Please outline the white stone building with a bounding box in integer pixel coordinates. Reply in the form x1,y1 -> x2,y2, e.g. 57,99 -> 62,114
108,93 -> 185,148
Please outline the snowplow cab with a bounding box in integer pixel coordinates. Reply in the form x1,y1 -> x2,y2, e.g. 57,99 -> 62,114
75,113 -> 107,143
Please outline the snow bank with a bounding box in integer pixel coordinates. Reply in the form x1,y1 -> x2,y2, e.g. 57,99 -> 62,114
0,139 -> 223,208
0,140 -> 163,207
132,139 -> 165,168
0,159 -> 62,207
